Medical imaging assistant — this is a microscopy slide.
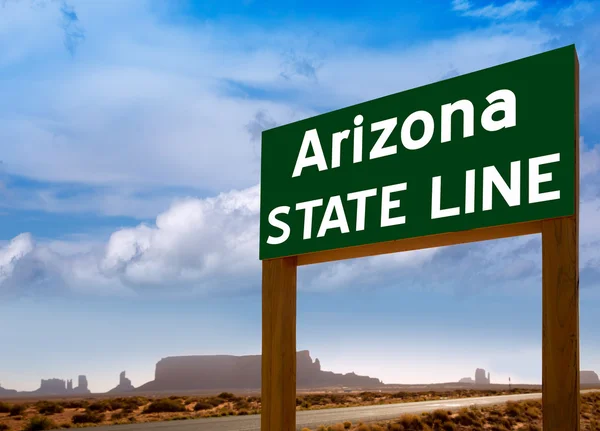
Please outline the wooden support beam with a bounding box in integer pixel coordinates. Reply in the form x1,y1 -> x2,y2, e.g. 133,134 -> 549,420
541,47 -> 580,431
295,220 -> 542,266
261,257 -> 297,431
541,216 -> 580,430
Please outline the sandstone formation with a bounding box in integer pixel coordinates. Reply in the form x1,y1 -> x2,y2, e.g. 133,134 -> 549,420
31,375 -> 90,395
458,369 -> 491,385
34,378 -> 68,394
108,371 -> 136,393
581,370 -> 600,385
73,375 -> 90,394
136,350 -> 381,392
0,383 -> 17,395
475,368 -> 491,385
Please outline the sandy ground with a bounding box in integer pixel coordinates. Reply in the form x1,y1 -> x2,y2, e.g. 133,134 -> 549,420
0,388 -> 550,431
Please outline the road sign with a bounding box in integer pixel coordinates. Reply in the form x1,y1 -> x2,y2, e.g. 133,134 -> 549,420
261,45 -> 580,431
260,45 -> 576,261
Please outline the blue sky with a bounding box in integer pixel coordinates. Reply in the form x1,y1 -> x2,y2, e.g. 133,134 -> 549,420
1,0 -> 600,392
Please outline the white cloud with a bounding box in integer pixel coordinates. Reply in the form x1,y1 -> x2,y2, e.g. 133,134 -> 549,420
0,233 -> 35,283
452,0 -> 472,12
100,186 -> 260,288
557,1 -> 596,27
0,0 -> 555,205
0,1 -> 599,296
0,140 -> 599,296
453,0 -> 538,20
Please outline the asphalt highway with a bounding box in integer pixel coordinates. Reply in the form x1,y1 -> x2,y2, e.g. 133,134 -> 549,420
91,390 -> 598,431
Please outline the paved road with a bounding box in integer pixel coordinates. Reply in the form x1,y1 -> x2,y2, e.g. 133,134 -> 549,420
92,390 -> 598,431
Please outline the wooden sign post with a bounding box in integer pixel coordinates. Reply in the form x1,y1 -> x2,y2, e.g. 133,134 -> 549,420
260,46 -> 580,431
541,51 -> 580,431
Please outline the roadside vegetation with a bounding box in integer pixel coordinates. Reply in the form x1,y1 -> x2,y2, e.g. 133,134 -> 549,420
301,391 -> 600,430
0,390 -> 597,430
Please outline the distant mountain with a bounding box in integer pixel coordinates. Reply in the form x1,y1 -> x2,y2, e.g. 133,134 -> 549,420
107,371 -> 135,394
3,357 -> 598,397
0,384 -> 17,395
136,350 -> 382,392
581,370 -> 600,385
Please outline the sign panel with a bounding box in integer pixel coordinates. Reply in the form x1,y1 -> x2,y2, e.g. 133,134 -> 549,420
260,45 -> 576,260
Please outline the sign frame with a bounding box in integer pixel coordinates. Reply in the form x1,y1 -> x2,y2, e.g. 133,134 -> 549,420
260,46 -> 580,431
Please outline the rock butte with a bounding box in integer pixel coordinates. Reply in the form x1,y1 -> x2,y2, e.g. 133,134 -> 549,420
136,350 -> 382,392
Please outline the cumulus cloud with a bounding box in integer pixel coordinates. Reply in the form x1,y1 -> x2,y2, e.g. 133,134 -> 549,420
0,186 -> 262,296
0,1 -> 599,297
0,234 -> 35,284
1,140 -> 599,296
100,186 -> 260,288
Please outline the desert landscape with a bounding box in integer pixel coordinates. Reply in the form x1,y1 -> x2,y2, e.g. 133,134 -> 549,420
1,390 -> 600,430
1,351 -> 599,430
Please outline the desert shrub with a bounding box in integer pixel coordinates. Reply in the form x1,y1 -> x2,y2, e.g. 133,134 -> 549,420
234,399 -> 250,410
301,428 -> 311,431
247,396 -> 260,403
237,409 -> 249,415
143,398 -> 186,414
130,396 -> 149,406
107,399 -> 125,410
105,397 -> 145,412
397,414 -> 426,430
525,406 -> 541,419
206,397 -> 226,407
505,401 -> 524,417
329,394 -> 348,405
72,411 -> 104,424
343,421 -> 352,429
356,424 -> 369,431
36,401 -> 64,415
455,407 -> 483,426
0,424 -> 8,431
59,400 -> 88,409
59,424 -> 71,429
217,392 -> 237,400
86,400 -> 112,412
0,402 -> 10,413
360,392 -> 378,402
9,403 -> 26,416
194,402 -> 212,411
22,416 -> 57,431
431,409 -> 449,422
370,425 -> 384,431
111,411 -> 126,421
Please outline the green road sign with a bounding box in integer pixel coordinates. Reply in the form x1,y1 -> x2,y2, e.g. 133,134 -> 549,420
260,45 -> 576,260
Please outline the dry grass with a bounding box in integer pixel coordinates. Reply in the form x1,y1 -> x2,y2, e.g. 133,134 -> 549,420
305,392 -> 600,431
0,390 -> 597,430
